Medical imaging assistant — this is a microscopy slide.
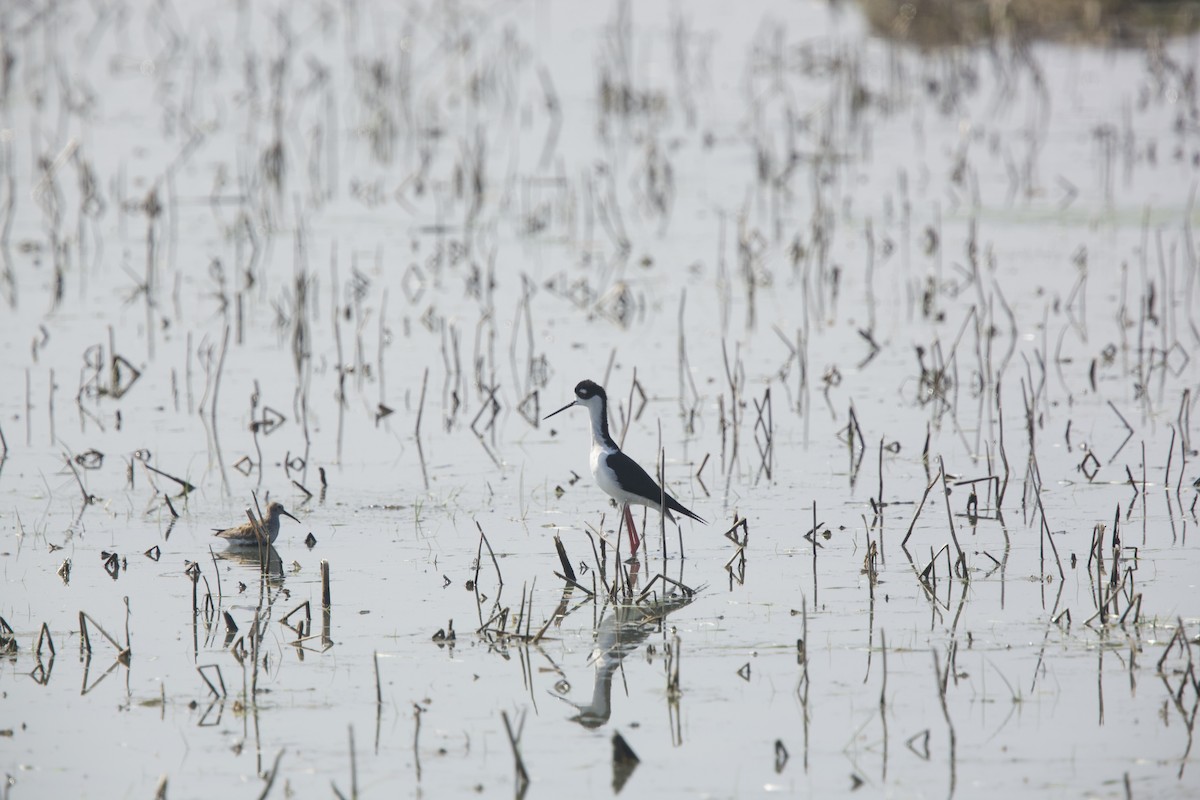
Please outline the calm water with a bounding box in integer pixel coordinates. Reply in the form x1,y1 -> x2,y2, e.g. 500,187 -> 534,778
1,1 -> 1198,797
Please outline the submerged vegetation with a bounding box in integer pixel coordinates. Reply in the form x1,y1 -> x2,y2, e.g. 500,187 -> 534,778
0,0 -> 1198,796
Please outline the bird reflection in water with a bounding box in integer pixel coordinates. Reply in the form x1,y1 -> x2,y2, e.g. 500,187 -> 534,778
562,592 -> 694,729
214,544 -> 285,586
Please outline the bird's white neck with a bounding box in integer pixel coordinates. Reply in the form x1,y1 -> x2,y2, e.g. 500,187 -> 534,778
584,397 -> 618,452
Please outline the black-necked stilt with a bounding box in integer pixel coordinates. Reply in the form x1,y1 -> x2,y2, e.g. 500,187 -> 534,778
545,379 -> 705,554
213,502 -> 299,547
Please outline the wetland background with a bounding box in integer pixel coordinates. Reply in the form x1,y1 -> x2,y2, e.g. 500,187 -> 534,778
2,0 -> 1200,797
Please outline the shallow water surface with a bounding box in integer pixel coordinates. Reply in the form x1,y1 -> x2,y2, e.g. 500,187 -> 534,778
1,0 -> 1199,797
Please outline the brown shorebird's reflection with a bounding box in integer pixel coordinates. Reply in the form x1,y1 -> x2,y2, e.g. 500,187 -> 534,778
564,592 -> 694,728
215,544 -> 285,585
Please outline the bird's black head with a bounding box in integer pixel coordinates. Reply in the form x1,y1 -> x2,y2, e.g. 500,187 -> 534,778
544,379 -> 608,421
574,380 -> 605,401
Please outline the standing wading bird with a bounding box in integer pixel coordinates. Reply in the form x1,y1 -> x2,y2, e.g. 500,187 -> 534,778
545,380 -> 705,554
213,501 -> 300,547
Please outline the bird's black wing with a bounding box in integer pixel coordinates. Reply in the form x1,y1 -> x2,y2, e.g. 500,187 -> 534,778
608,450 -> 706,524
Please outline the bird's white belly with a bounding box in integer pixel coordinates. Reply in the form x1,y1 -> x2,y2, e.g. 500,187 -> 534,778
591,445 -> 629,504
591,443 -> 656,509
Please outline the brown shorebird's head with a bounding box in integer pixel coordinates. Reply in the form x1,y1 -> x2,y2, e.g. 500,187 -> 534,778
267,502 -> 300,523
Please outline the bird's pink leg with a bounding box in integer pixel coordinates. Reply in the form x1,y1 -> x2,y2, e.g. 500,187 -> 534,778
623,504 -> 640,555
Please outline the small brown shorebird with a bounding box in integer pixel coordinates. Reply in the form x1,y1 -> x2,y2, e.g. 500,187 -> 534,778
213,502 -> 300,547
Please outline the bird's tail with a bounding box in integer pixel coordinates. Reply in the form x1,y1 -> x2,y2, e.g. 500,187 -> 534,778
666,495 -> 706,525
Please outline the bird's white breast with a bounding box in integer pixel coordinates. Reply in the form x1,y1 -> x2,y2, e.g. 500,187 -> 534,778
590,443 -> 624,501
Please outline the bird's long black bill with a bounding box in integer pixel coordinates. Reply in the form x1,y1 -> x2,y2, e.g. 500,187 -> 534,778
281,510 -> 300,523
544,400 -> 576,420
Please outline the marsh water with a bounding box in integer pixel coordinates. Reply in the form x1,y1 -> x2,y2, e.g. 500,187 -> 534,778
1,1 -> 1199,797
